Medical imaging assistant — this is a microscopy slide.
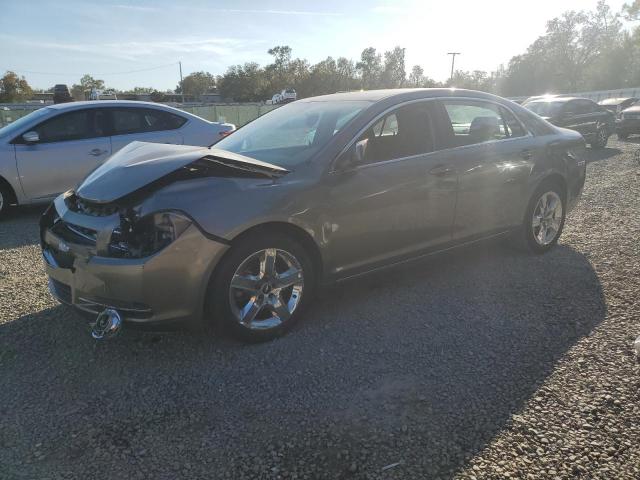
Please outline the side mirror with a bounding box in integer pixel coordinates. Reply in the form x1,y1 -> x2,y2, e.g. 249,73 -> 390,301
334,138 -> 369,171
351,139 -> 369,165
22,131 -> 40,144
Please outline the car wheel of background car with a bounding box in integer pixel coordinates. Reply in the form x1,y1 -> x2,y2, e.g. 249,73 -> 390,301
208,232 -> 316,342
0,182 -> 12,219
617,132 -> 629,140
591,127 -> 609,149
511,180 -> 566,254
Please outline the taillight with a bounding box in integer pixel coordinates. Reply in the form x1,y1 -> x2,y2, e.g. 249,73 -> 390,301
219,130 -> 232,137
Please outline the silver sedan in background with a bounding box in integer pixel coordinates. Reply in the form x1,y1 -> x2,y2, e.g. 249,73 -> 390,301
0,101 -> 234,216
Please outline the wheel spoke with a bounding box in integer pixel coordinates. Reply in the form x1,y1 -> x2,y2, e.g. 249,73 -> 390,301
231,274 -> 260,293
270,296 -> 291,321
240,297 -> 263,325
532,215 -> 542,228
260,249 -> 277,277
273,267 -> 303,289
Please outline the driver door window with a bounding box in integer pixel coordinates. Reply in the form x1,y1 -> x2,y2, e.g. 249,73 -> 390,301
357,103 -> 434,164
32,110 -> 97,143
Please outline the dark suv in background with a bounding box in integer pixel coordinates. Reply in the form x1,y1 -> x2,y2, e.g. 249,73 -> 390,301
598,97 -> 638,116
524,97 -> 615,149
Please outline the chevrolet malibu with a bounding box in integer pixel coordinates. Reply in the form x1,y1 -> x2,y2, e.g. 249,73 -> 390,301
40,89 -> 586,342
0,100 -> 234,217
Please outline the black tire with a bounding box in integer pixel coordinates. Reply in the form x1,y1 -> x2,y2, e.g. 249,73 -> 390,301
590,127 -> 609,149
207,232 -> 316,342
0,183 -> 12,219
511,180 -> 566,254
617,132 -> 629,141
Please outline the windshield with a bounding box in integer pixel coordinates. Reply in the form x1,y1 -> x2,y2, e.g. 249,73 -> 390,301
214,100 -> 370,168
0,107 -> 51,139
524,101 -> 564,118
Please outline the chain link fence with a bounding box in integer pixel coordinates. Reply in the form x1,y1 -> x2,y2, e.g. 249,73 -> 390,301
0,103 -> 279,128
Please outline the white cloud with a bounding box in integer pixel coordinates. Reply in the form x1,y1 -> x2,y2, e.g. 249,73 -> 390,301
1,35 -> 254,62
112,4 -> 159,12
371,5 -> 404,14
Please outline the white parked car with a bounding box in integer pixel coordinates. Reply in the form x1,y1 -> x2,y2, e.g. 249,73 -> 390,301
0,101 -> 235,216
271,88 -> 297,104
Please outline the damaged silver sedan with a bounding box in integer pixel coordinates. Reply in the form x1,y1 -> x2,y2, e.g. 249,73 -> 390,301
41,89 -> 587,342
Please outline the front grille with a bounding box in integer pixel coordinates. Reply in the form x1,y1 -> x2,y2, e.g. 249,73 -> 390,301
65,193 -> 119,217
51,221 -> 97,246
49,278 -> 72,304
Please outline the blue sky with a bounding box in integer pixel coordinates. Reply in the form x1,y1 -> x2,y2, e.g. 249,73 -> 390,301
0,0 -> 628,91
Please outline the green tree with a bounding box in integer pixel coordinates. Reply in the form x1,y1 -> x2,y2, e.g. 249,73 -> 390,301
356,47 -> 383,89
381,46 -> 406,88
623,0 -> 640,20
70,74 -> 106,100
0,71 -> 33,102
176,71 -> 216,97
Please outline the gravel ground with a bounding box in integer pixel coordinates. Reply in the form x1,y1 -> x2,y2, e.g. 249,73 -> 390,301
1,139 -> 639,479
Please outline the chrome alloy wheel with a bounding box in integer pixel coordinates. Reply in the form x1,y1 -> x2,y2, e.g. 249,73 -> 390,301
532,191 -> 563,246
598,128 -> 607,145
229,248 -> 304,330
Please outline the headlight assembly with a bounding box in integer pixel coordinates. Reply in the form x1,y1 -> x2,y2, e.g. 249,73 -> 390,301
108,211 -> 192,258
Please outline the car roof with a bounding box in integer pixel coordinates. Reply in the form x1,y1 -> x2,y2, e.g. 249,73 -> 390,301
599,97 -> 636,105
526,97 -> 588,104
47,100 -> 175,110
297,88 -> 511,104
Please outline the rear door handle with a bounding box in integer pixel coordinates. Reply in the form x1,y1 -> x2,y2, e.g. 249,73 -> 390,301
89,148 -> 108,156
520,149 -> 533,160
429,165 -> 457,177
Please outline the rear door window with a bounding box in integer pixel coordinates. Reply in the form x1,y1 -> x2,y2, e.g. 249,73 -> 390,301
111,108 -> 187,135
439,100 -> 526,147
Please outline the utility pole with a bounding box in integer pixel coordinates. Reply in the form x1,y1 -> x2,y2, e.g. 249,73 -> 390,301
179,61 -> 184,104
447,52 -> 461,81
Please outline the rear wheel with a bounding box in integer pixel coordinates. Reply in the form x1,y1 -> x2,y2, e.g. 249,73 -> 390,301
208,233 -> 315,342
590,127 -> 609,149
511,181 -> 566,254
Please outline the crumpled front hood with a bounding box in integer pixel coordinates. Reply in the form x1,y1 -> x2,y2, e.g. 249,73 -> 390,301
76,141 -> 288,203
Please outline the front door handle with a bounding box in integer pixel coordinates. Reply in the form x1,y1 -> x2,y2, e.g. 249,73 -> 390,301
429,165 -> 457,177
520,149 -> 533,160
89,148 -> 108,156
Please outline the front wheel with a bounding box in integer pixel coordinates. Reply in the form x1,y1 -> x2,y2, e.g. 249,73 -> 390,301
590,127 -> 609,149
208,233 -> 315,342
512,183 -> 566,254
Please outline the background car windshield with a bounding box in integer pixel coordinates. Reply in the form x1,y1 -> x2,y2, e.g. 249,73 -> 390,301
525,101 -> 564,117
214,101 -> 369,168
0,107 -> 50,138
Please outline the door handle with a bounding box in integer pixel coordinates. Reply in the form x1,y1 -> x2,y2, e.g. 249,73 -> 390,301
429,165 -> 457,177
89,148 -> 107,156
520,149 -> 533,160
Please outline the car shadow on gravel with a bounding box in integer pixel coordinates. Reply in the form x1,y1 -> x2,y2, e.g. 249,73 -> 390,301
0,205 -> 44,250
584,146 -> 622,164
1,242 -> 606,479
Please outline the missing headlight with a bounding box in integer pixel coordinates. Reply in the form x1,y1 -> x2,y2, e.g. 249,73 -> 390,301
108,211 -> 192,258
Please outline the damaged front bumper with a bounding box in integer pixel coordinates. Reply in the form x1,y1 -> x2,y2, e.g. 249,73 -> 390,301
40,195 -> 229,327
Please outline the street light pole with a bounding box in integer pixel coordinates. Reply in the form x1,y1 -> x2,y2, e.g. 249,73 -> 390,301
447,52 -> 461,81
179,61 -> 184,104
